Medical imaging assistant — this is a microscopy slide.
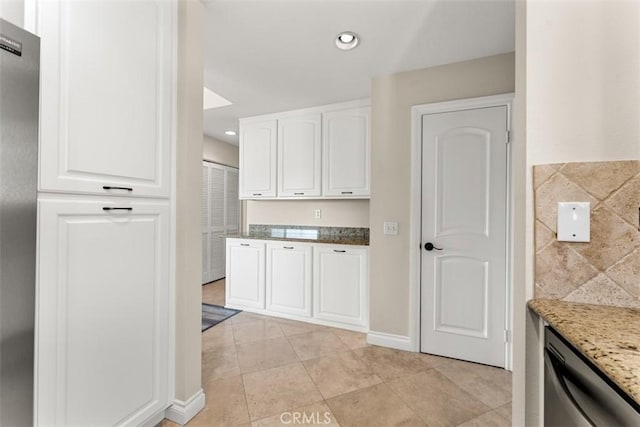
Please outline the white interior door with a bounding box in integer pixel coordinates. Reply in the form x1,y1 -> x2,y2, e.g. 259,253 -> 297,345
420,106 -> 508,368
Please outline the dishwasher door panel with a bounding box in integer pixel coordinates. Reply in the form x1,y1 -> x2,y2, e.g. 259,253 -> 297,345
544,327 -> 640,427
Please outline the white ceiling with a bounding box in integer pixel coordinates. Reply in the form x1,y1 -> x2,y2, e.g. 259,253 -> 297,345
203,0 -> 515,145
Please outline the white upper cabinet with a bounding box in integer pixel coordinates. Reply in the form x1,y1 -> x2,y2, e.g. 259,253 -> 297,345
36,0 -> 174,198
239,120 -> 277,199
277,113 -> 322,197
322,106 -> 371,197
238,100 -> 370,199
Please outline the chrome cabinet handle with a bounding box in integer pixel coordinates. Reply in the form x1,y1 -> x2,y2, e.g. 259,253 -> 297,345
333,249 -> 346,253
341,191 -> 353,195
103,185 -> 133,192
253,193 -> 262,196
294,192 -> 304,195
103,207 -> 133,211
283,246 -> 294,249
240,243 -> 250,246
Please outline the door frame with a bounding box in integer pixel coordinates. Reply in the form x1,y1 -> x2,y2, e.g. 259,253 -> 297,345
409,93 -> 515,370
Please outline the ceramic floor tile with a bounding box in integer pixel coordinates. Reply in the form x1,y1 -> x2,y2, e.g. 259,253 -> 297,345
236,336 -> 299,374
326,383 -> 426,427
202,345 -> 241,383
303,350 -> 382,399
331,328 -> 369,350
202,279 -> 226,306
251,401 -> 340,427
353,345 -> 433,381
456,410 -> 510,427
276,318 -> 328,336
242,362 -> 323,420
433,359 -> 512,409
229,311 -> 272,325
387,369 -> 490,427
192,375 -> 250,427
494,402 -> 512,423
233,319 -> 284,345
287,330 -> 350,361
202,323 -> 236,353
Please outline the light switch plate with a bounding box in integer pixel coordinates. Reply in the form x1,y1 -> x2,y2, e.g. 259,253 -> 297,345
383,221 -> 398,235
557,202 -> 590,242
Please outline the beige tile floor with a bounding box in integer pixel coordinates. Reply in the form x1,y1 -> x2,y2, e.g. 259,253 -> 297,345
161,280 -> 512,427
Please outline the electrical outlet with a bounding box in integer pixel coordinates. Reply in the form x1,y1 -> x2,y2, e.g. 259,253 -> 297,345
314,209 -> 321,219
383,221 -> 398,235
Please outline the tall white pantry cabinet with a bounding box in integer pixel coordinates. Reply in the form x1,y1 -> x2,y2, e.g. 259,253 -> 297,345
32,1 -> 176,426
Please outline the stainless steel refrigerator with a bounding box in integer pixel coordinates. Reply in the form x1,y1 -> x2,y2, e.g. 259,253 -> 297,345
0,18 -> 39,427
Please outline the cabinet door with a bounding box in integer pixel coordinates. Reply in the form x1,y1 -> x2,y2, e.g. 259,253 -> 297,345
239,120 -> 277,198
277,114 -> 321,197
313,246 -> 368,327
322,107 -> 371,197
266,243 -> 312,317
225,239 -> 265,309
37,0 -> 174,198
36,198 -> 170,427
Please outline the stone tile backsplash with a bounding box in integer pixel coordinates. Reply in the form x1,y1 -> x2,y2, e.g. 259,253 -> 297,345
534,160 -> 640,308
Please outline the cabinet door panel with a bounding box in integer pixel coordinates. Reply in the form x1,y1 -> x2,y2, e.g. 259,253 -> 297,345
313,246 -> 368,327
225,240 -> 265,309
266,244 -> 312,317
239,120 -> 277,198
36,199 -> 170,426
322,107 -> 370,197
278,114 -> 321,197
38,0 -> 174,197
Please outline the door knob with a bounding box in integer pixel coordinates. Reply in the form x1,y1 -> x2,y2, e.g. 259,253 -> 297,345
424,242 -> 442,251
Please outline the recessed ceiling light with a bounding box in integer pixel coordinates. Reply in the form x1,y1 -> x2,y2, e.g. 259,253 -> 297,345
225,130 -> 237,136
335,31 -> 359,51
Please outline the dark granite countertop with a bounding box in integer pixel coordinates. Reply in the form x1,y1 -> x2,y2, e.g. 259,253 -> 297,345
528,299 -> 640,405
225,224 -> 369,246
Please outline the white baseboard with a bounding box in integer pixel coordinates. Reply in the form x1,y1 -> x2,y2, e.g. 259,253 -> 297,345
367,331 -> 415,352
164,389 -> 205,425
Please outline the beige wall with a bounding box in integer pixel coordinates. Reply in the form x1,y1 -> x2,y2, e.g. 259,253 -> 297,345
369,53 -> 516,337
527,0 -> 640,166
174,0 -> 204,408
513,1 -> 529,426
203,135 -> 239,168
245,199 -> 369,230
519,1 -> 640,425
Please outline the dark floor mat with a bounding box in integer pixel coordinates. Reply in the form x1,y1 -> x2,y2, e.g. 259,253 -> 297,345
202,303 -> 241,332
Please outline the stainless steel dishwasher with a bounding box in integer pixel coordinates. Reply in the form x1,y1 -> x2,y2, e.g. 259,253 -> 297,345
545,326 -> 640,426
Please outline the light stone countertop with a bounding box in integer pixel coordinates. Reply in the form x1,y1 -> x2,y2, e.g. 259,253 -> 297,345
528,299 -> 640,405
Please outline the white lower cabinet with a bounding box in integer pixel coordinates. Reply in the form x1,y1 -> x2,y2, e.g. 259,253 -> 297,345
266,243 -> 312,317
225,239 -> 266,309
36,198 -> 170,427
226,238 -> 368,330
313,245 -> 369,328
